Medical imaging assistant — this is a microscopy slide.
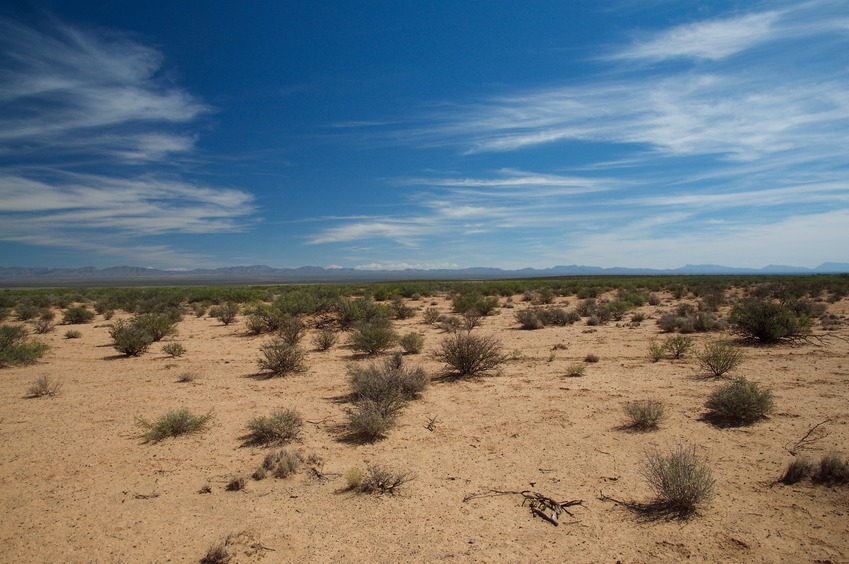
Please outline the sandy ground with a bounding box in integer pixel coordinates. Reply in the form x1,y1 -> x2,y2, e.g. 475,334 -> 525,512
1,292 -> 848,563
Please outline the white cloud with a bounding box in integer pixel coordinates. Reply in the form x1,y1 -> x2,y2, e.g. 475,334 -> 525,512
0,17 -> 256,266
0,18 -> 207,152
612,11 -> 781,61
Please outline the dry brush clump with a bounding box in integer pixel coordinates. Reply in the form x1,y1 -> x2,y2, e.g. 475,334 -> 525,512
435,331 -> 507,378
257,338 -> 307,376
244,409 -> 303,446
345,353 -> 428,441
136,408 -> 212,443
780,453 -> 849,486
345,464 -> 412,495
641,444 -> 715,517
26,375 -> 62,398
623,399 -> 665,431
254,447 -> 302,479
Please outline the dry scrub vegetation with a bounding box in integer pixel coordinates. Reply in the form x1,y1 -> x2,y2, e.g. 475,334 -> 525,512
0,275 -> 848,561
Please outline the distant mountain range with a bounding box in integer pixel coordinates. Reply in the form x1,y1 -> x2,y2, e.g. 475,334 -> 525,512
1,262 -> 847,286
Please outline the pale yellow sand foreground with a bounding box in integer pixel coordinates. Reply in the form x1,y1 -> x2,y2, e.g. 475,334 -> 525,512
1,293 -> 848,562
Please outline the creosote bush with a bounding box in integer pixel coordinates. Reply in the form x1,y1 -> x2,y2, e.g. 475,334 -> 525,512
696,340 -> 743,377
0,325 -> 49,367
162,342 -> 186,358
137,408 -> 212,442
245,409 -> 303,445
257,339 -> 307,376
422,307 -> 440,325
312,329 -> 338,351
109,319 -> 153,356
648,339 -> 666,362
399,331 -> 424,354
62,306 -> 95,325
623,399 -> 665,431
730,299 -> 813,343
435,331 -> 506,378
704,376 -> 774,426
350,317 -> 398,355
664,335 -> 694,359
64,329 -> 82,339
132,313 -> 178,342
210,302 -> 240,325
642,444 -> 715,516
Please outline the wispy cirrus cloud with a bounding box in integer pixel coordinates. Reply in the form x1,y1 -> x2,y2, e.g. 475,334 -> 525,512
609,11 -> 781,61
312,2 -> 849,268
0,16 -> 256,267
0,17 -> 207,155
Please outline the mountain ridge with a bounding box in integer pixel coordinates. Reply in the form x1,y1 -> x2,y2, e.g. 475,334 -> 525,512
1,262 -> 847,286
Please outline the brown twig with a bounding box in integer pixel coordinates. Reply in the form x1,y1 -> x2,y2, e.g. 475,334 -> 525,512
786,419 -> 830,456
463,489 -> 584,526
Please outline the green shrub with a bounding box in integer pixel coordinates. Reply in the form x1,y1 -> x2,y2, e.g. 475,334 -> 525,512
435,332 -> 506,378
565,364 -> 586,377
109,319 -> 153,356
162,342 -> 186,358
648,339 -> 666,362
137,408 -> 212,442
0,325 -> 49,367
346,399 -> 403,441
623,400 -> 665,431
704,376 -> 774,426
132,313 -> 178,342
277,315 -> 306,345
641,444 -> 715,515
515,309 -> 544,330
26,375 -> 62,398
390,297 -> 415,320
399,332 -> 425,354
210,302 -> 240,325
349,317 -> 398,355
664,335 -> 693,359
257,339 -> 307,376
62,306 -> 94,325
730,299 -> 812,343
422,307 -> 440,325
312,329 -> 338,351
15,303 -> 39,321
696,340 -> 743,377
64,329 -> 82,339
245,409 -> 303,445
539,308 -> 580,326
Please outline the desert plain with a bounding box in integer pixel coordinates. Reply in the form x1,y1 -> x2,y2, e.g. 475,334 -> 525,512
1,282 -> 848,563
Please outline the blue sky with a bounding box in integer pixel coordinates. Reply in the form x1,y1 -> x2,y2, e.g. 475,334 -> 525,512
1,1 -> 848,270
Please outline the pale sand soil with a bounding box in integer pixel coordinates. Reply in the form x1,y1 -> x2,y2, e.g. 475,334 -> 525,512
1,293 -> 848,563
